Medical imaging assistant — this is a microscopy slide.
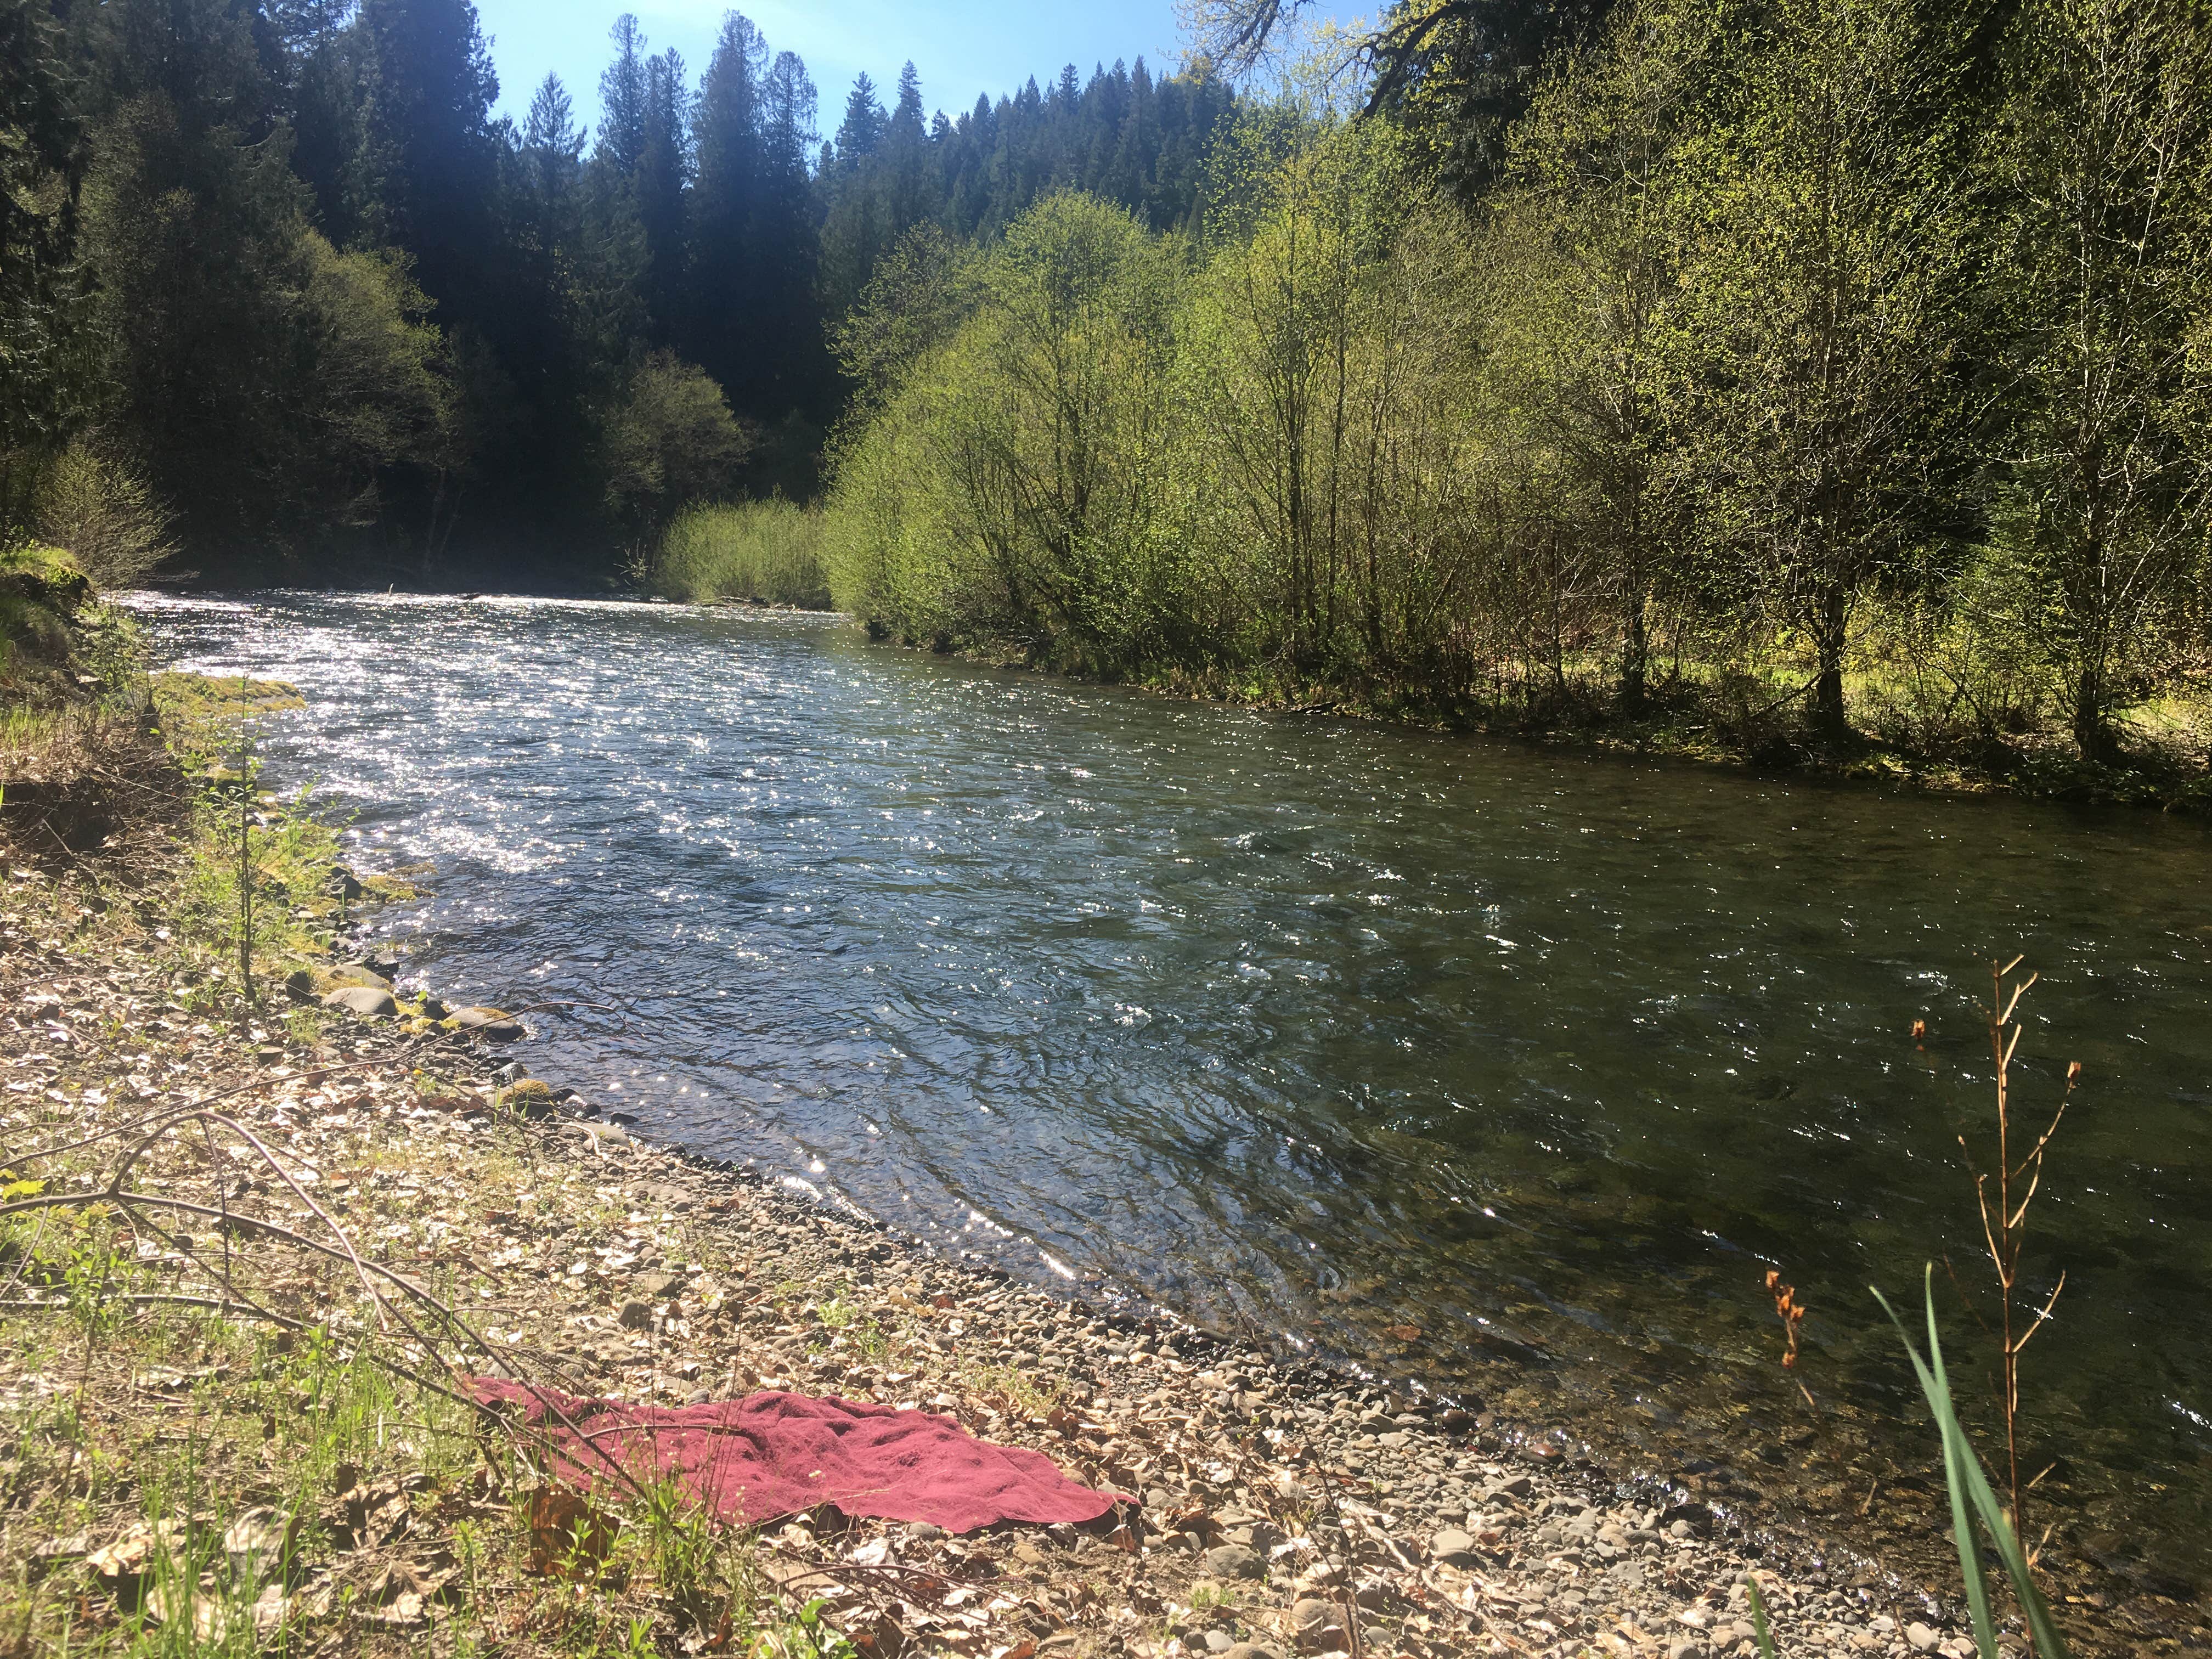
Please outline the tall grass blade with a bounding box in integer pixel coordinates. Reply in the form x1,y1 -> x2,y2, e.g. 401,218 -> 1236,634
1747,1577 -> 1782,1658
1874,1268 -> 2070,1659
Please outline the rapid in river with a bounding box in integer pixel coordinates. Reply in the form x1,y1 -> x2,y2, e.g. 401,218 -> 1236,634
136,591 -> 2212,1600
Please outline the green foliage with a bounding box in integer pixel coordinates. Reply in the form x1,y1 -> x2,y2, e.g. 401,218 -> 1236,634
0,0 -> 87,465
647,500 -> 830,607
0,541 -> 97,704
30,439 -> 176,591
595,351 -> 754,537
826,192 -> 1184,673
74,7 -> 459,560
828,0 -> 2212,775
1984,0 -> 2212,760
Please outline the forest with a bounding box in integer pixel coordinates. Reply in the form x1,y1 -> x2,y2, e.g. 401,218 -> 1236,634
0,0 -> 1234,582
4,0 -> 2210,769
825,0 -> 2212,771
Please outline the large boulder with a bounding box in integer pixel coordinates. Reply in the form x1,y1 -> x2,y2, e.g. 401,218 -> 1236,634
322,985 -> 397,1018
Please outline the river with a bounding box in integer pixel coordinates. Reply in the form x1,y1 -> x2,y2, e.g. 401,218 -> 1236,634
136,590 -> 2212,1603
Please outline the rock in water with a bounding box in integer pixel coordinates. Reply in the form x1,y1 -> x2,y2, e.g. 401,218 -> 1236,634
321,985 -> 397,1018
447,1006 -> 523,1040
325,963 -> 393,992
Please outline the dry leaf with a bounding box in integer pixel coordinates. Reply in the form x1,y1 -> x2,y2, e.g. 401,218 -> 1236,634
528,1484 -> 616,1576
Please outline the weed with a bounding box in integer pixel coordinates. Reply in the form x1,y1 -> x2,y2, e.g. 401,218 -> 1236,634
1960,957 -> 2079,1544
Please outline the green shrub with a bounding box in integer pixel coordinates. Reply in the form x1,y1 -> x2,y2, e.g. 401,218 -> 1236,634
646,499 -> 831,609
32,441 -> 176,591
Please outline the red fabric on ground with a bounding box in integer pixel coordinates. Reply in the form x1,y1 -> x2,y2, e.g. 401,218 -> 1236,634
469,1380 -> 1126,1532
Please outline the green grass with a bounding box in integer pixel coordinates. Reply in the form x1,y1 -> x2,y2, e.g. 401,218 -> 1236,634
641,501 -> 832,610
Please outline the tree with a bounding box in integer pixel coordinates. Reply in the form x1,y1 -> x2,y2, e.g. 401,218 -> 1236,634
755,49 -> 823,411
1491,0 -> 1713,705
0,0 -> 88,503
827,193 -> 1181,670
832,71 -> 886,171
597,15 -> 648,174
1991,0 -> 2212,760
636,46 -> 691,336
77,0 -> 456,555
521,72 -> 584,201
1186,0 -> 1623,192
1671,0 -> 1977,738
595,349 -> 752,534
353,0 -> 499,317
690,12 -> 768,392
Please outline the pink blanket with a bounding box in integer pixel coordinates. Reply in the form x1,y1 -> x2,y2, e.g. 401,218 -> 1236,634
470,1380 -> 1126,1533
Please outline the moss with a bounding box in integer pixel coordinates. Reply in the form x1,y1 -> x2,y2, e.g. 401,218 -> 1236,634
0,543 -> 117,708
148,672 -> 304,764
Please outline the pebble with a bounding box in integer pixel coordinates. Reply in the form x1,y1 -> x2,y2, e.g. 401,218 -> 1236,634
1906,1622 -> 1939,1652
1202,1543 -> 1265,1580
1429,1526 -> 1477,1565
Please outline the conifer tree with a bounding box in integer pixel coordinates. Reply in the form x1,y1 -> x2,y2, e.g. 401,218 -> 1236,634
0,0 -> 87,481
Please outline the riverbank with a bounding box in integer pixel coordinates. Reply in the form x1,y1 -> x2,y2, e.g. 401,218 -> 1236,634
1,857 -> 2027,1659
915,642 -> 2212,817
5,586 -> 2175,1657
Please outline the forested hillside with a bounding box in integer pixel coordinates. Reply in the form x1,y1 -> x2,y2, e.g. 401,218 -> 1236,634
825,0 -> 2212,774
0,0 -> 1236,580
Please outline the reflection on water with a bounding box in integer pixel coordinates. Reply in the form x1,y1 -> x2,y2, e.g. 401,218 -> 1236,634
136,591 -> 2212,1596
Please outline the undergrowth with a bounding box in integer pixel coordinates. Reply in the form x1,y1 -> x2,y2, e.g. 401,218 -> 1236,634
640,503 -> 830,610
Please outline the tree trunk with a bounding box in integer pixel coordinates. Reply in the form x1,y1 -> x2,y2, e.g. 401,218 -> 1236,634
2072,661 -> 2109,764
1621,589 -> 1649,710
1812,588 -> 1849,739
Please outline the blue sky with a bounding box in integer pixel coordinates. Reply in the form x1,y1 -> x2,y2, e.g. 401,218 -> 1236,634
474,1 -> 1238,138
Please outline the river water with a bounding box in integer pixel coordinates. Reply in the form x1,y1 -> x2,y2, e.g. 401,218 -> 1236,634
136,591 -> 2212,1599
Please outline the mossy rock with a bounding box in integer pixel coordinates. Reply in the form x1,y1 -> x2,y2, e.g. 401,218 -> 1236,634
445,1005 -> 524,1041
358,873 -> 421,904
321,963 -> 393,993
148,672 -> 305,761
496,1079 -> 555,1109
0,544 -> 106,707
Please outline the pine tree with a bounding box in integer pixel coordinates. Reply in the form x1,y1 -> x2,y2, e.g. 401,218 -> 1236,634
832,71 -> 887,171
0,0 -> 88,481
521,72 -> 584,199
354,0 -> 499,315
691,12 -> 769,391
636,47 -> 691,338
597,14 -> 648,174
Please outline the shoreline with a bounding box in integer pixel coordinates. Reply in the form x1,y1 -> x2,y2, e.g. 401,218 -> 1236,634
2,861 -> 2155,1659
131,585 -> 2212,817
0,627 -> 2178,1655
